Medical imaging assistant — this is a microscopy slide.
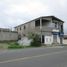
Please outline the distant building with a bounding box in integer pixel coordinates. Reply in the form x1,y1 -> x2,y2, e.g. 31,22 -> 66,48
63,35 -> 67,45
0,28 -> 18,42
15,16 -> 64,46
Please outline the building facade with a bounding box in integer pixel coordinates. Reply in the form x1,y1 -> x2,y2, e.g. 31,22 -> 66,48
15,16 -> 64,46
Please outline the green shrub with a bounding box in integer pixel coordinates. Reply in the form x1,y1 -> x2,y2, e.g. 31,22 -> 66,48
30,34 -> 41,47
8,42 -> 23,49
10,42 -> 19,45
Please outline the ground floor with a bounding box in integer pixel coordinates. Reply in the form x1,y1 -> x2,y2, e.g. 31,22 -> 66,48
41,32 -> 63,46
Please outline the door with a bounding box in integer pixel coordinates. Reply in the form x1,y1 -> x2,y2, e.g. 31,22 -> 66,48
42,35 -> 44,43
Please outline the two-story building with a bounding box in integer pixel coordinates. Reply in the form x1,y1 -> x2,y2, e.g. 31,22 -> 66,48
15,16 -> 64,46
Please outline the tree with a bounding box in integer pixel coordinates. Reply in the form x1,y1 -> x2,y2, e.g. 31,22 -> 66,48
30,33 -> 41,47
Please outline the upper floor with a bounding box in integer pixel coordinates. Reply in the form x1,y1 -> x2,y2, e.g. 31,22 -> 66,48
15,16 -> 64,35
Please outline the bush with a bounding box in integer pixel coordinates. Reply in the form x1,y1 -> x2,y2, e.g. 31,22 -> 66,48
8,42 -> 23,49
30,34 -> 41,47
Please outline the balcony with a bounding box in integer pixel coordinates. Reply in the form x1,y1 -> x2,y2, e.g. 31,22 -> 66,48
34,26 -> 59,32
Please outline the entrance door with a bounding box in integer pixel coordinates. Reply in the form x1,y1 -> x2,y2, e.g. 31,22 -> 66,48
42,35 -> 44,43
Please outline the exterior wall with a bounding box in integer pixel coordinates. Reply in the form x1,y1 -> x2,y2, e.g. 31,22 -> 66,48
45,35 -> 60,45
45,35 -> 53,45
63,39 -> 67,45
0,31 -> 18,41
41,32 -> 53,46
57,35 -> 60,44
15,20 -> 35,37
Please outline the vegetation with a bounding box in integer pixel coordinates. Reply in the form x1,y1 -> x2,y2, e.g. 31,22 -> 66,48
28,33 -> 41,47
8,42 -> 23,49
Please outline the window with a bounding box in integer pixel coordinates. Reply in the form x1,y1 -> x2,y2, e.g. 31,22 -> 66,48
55,23 -> 57,28
61,25 -> 63,32
55,23 -> 58,28
24,25 -> 26,29
20,27 -> 21,30
35,19 -> 40,26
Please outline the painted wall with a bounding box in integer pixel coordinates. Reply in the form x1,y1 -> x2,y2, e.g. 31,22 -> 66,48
57,35 -> 60,44
45,35 -> 60,46
45,35 -> 53,45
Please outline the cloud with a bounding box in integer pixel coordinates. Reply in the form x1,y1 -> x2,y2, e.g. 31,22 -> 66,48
0,0 -> 67,34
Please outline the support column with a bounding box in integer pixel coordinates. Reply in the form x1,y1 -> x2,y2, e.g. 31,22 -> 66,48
40,18 -> 42,44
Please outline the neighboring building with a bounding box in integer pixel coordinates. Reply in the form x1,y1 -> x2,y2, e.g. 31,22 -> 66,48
0,28 -> 18,42
15,16 -> 64,46
63,35 -> 67,45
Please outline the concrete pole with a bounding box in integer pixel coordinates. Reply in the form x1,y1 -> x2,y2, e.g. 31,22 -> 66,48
40,18 -> 42,44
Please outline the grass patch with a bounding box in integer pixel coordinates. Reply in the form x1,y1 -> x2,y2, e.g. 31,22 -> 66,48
0,43 -> 9,49
8,42 -> 23,49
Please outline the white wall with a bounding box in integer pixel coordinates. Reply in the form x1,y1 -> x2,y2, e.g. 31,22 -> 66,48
63,39 -> 67,45
45,35 -> 53,45
57,35 -> 60,44
45,35 -> 61,46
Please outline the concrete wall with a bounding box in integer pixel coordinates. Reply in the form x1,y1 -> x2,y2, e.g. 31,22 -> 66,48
15,20 -> 36,37
63,39 -> 67,45
57,35 -> 60,44
0,31 -> 18,41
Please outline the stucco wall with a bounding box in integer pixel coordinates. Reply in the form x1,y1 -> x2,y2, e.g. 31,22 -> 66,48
0,31 -> 18,41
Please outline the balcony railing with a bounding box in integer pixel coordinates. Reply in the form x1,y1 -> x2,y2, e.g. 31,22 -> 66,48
34,26 -> 59,32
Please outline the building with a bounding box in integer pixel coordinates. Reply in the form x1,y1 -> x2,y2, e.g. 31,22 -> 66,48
15,16 -> 64,46
0,28 -> 18,42
63,35 -> 67,45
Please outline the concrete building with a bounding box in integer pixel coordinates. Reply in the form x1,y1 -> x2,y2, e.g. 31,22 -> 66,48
63,35 -> 67,45
0,28 -> 18,42
15,16 -> 64,46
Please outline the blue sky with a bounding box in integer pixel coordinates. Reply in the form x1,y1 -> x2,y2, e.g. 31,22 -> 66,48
0,0 -> 67,34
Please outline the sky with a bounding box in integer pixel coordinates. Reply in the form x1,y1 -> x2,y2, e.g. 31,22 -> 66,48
0,0 -> 67,34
